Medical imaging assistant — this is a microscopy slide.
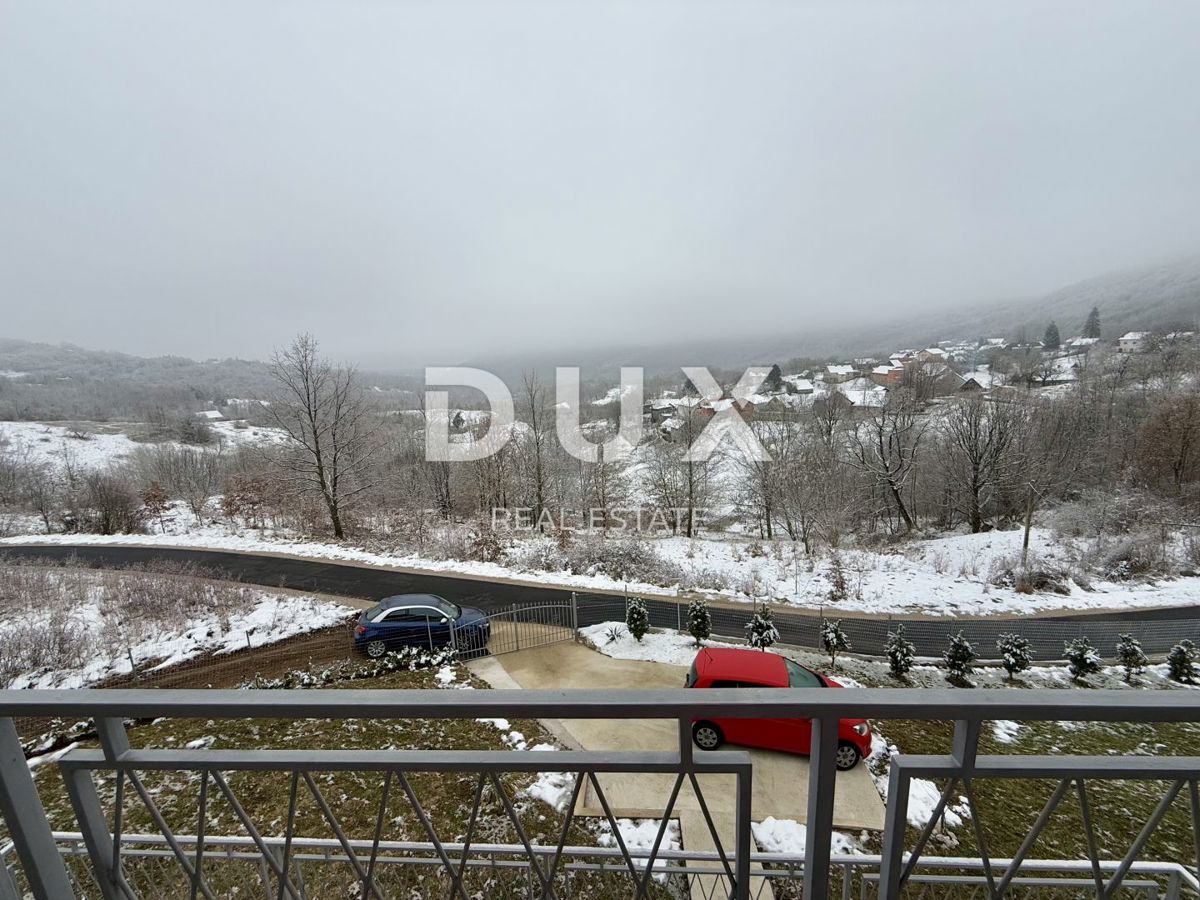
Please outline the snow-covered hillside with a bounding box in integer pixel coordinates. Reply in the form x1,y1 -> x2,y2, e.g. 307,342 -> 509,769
0,420 -> 287,472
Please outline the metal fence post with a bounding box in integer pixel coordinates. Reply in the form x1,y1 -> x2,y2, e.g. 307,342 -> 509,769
878,762 -> 910,899
0,719 -> 76,900
804,716 -> 839,900
513,604 -> 520,652
571,592 -> 579,642
62,766 -> 125,900
734,764 -> 752,900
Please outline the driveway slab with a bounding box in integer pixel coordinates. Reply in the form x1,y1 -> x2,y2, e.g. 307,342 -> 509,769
470,640 -> 886,898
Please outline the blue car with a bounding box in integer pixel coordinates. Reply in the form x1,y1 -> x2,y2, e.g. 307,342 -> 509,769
353,594 -> 490,658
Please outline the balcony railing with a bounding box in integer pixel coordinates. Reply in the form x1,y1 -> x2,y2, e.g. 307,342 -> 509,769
0,688 -> 1196,899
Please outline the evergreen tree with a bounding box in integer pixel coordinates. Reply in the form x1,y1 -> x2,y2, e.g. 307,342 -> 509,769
1167,639 -> 1198,684
885,624 -> 916,680
996,633 -> 1034,680
1083,306 -> 1102,339
1064,637 -> 1101,681
762,364 -> 784,393
1043,321 -> 1061,350
820,619 -> 851,668
1115,633 -> 1148,683
687,597 -> 712,647
943,631 -> 976,683
745,606 -> 779,650
826,552 -> 849,603
625,598 -> 650,643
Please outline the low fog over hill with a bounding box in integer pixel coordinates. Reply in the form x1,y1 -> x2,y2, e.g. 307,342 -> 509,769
467,255 -> 1200,376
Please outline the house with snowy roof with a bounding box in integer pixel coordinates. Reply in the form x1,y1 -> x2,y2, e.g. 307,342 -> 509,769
1118,332 -> 1150,353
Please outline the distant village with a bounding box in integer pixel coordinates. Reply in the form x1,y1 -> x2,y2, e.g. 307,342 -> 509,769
638,315 -> 1195,440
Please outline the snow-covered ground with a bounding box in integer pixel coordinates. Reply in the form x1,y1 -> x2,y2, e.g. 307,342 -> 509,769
1,581 -> 349,690
0,419 -> 287,473
7,523 -> 1200,617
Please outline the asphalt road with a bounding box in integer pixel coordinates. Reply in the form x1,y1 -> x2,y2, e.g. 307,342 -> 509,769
2,543 -> 1199,658
1,542 -> 1198,621
0,544 -> 571,613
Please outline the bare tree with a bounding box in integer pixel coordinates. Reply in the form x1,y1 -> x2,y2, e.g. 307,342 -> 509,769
938,396 -> 1018,533
517,370 -> 553,528
263,334 -> 379,539
1010,396 -> 1090,562
848,392 -> 928,534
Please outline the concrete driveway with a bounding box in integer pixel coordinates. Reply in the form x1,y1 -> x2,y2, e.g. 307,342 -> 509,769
468,640 -> 885,898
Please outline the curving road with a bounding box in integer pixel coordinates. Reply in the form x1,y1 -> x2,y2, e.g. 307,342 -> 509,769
2,543 -> 1199,658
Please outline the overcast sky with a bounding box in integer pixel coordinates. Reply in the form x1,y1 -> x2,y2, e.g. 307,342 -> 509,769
2,1 -> 1199,367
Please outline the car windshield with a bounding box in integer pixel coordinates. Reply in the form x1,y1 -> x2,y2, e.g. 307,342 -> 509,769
432,598 -> 460,618
784,659 -> 824,688
363,604 -> 383,620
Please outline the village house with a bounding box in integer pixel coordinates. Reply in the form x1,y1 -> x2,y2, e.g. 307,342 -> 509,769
1118,331 -> 1150,353
824,364 -> 858,383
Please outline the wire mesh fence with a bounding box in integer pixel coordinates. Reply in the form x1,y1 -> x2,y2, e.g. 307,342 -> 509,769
572,592 -> 1200,663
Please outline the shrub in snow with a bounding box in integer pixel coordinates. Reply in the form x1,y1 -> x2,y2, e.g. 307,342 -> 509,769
1091,533 -> 1169,582
467,526 -> 504,562
1167,639 -> 1198,684
1115,633 -> 1148,682
1064,637 -> 1101,682
565,535 -> 685,585
996,633 -> 1033,680
820,619 -> 851,668
687,598 -> 712,646
826,552 -> 849,603
745,606 -> 779,651
885,624 -> 916,680
603,625 -> 625,645
988,553 -> 1071,595
943,632 -> 976,683
625,598 -> 650,643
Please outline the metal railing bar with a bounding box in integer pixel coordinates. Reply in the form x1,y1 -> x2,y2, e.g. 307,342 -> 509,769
125,769 -> 216,900
24,832 -> 1200,884
993,777 -> 1071,895
486,771 -> 558,898
208,771 -> 302,900
362,771 -> 391,900
453,773 -> 485,890
894,755 -> 1200,779
299,772 -> 385,900
1104,779 -> 1186,899
633,771 -> 686,899
394,770 -> 471,900
686,771 -> 737,888
57,747 -> 754,774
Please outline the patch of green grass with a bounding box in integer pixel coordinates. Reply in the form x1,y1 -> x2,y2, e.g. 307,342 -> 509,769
29,667 -> 676,898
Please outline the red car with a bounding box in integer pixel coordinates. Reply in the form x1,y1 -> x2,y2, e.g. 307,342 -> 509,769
685,647 -> 872,770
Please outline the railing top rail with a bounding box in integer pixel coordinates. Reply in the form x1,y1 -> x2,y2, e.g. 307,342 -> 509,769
1,687 -> 1197,722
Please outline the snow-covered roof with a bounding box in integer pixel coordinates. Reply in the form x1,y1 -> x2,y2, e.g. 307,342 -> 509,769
961,369 -> 996,388
826,364 -> 856,375
196,410 -> 224,420
782,375 -> 814,392
922,347 -> 948,358
833,378 -> 888,407
1120,331 -> 1149,341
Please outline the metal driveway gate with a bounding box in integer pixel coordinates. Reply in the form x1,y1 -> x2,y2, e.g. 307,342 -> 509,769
456,599 -> 578,656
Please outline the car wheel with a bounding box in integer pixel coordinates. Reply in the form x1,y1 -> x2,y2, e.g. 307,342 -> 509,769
692,722 -> 724,751
835,741 -> 862,771
365,640 -> 387,659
